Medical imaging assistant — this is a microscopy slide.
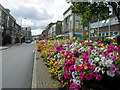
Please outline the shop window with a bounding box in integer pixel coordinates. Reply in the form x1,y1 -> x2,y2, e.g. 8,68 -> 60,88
102,33 -> 105,36
106,32 -> 109,36
110,32 -> 113,35
114,32 -> 118,35
99,33 -> 101,36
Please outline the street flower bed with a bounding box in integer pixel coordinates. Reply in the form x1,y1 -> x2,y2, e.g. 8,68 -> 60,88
36,38 -> 120,89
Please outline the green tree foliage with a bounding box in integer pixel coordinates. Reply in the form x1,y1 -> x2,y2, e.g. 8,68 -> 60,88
69,2 -> 120,27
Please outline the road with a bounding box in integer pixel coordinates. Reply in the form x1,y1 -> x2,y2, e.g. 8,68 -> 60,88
2,42 -> 36,88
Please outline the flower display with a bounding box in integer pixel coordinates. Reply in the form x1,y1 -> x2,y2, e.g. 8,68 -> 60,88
36,38 -> 120,89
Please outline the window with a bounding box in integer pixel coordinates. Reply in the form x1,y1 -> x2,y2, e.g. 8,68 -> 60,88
76,21 -> 79,29
114,32 -> 118,35
102,33 -> 105,36
110,32 -> 113,36
106,32 -> 108,36
99,33 -> 102,36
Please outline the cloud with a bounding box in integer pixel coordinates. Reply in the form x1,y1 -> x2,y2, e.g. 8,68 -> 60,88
0,0 -> 71,35
31,29 -> 43,36
12,5 -> 53,20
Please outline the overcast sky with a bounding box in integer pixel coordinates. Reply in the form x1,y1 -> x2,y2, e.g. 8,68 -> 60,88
0,0 -> 71,35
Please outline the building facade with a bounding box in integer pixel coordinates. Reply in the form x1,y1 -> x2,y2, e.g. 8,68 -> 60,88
62,7 -> 83,39
0,4 -> 21,45
89,6 -> 120,39
21,27 -> 31,42
55,21 -> 62,35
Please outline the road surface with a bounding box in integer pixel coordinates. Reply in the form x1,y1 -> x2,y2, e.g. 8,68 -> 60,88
2,42 -> 36,88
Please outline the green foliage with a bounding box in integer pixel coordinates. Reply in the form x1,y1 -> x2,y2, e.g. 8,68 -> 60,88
70,2 -> 120,27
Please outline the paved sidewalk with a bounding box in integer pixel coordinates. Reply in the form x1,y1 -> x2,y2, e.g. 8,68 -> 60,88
0,43 -> 21,51
32,51 -> 60,89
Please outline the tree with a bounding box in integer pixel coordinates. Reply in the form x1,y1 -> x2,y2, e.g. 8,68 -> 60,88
69,1 -> 120,27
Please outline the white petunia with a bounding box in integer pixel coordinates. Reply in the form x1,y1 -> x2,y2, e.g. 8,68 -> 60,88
105,60 -> 113,67
73,79 -> 76,84
74,41 -> 78,46
76,76 -> 79,80
95,67 -> 100,72
54,55 -> 56,58
79,59 -> 84,63
94,57 -> 100,62
76,80 -> 80,85
75,60 -> 78,64
102,70 -> 105,74
85,40 -> 88,42
91,61 -> 96,65
109,52 -> 114,57
74,64 -> 76,69
104,49 -> 107,52
99,55 -> 103,57
91,50 -> 96,53
101,57 -> 106,61
70,44 -> 74,48
71,48 -> 75,53
72,72 -> 75,78
95,52 -> 99,56
88,58 -> 93,63
78,49 -> 82,53
75,72 -> 78,75
100,47 -> 105,50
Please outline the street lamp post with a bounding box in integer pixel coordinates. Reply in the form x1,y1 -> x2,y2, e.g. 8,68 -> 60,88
20,18 -> 26,43
21,18 -> 26,28
72,2 -> 75,39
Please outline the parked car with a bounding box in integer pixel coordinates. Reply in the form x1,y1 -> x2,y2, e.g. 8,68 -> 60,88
106,35 -> 118,40
25,40 -> 31,43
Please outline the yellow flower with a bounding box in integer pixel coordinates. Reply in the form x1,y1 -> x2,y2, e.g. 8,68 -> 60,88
84,66 -> 88,70
86,32 -> 89,35
95,35 -> 97,37
67,55 -> 70,58
95,28 -> 97,31
61,54 -> 63,56
101,44 -> 104,47
111,38 -> 113,40
73,37 -> 76,40
55,61 -> 57,64
78,64 -> 82,67
90,30 -> 92,33
63,84 -> 65,87
57,67 -> 60,70
58,71 -> 61,73
53,84 -> 57,86
85,29 -> 87,30
77,37 -> 80,41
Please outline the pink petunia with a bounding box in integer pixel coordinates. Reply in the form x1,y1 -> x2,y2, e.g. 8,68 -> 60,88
96,74 -> 102,81
110,65 -> 117,73
111,55 -> 116,60
84,52 -> 90,58
90,46 -> 94,50
85,73 -> 92,80
80,72 -> 84,80
92,71 -> 98,77
82,56 -> 88,62
97,41 -> 101,45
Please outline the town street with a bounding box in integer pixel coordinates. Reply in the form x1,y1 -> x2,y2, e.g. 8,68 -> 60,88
2,42 -> 36,88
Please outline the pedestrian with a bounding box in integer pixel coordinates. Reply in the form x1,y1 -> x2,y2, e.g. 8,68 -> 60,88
21,39 -> 22,44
